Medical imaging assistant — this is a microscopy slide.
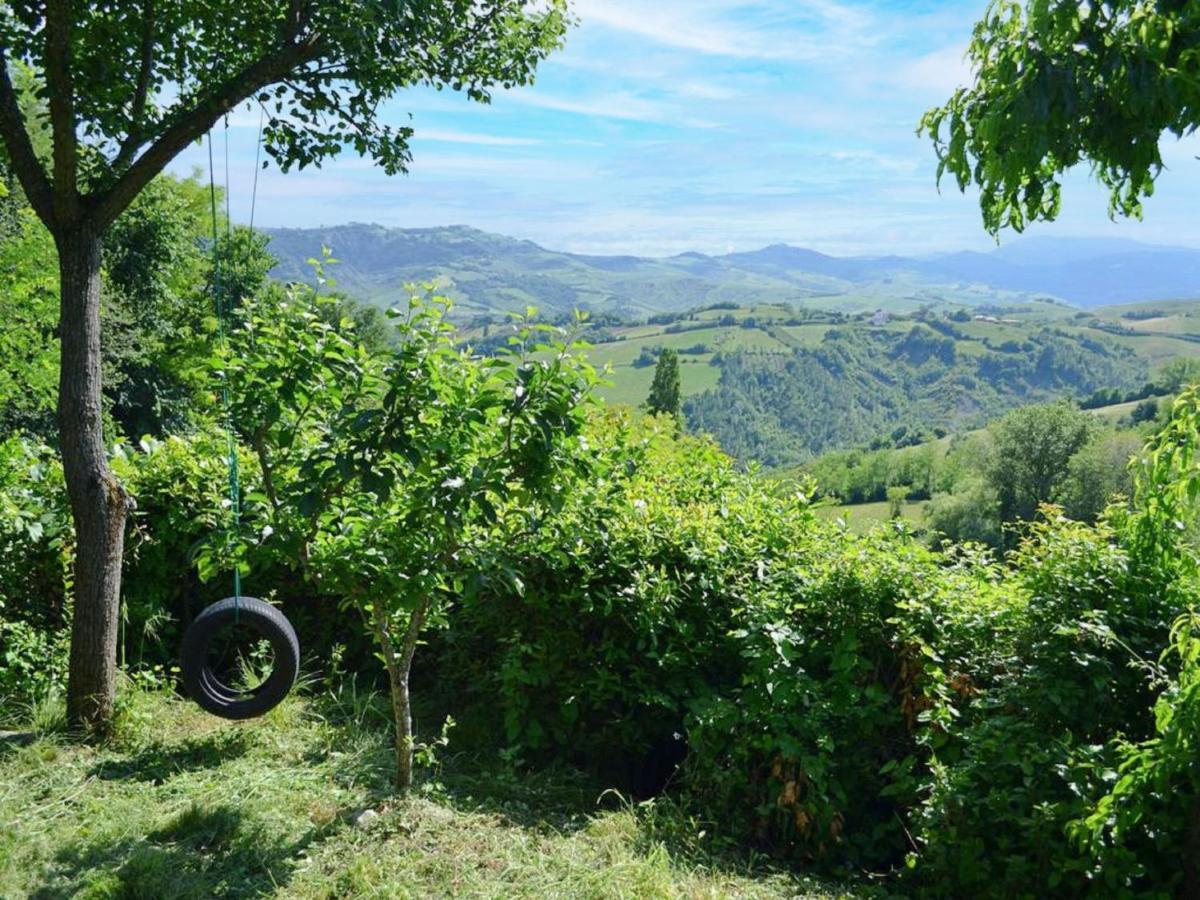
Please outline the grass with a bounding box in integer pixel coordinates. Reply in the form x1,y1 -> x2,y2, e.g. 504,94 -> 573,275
0,687 -> 849,899
815,500 -> 929,535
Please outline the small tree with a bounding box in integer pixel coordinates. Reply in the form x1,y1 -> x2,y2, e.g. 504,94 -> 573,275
886,485 -> 909,520
1159,358 -> 1200,394
0,1 -> 569,732
646,347 -> 681,420
218,287 -> 597,789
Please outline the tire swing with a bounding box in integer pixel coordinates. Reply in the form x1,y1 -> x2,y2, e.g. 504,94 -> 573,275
180,121 -> 299,721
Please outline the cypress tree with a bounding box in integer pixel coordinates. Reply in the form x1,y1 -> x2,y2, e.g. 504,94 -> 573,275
646,348 -> 682,420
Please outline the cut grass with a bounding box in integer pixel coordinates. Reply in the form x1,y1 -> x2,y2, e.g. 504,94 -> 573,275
0,689 -> 849,899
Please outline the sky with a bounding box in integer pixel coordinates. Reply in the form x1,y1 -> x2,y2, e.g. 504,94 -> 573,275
170,0 -> 1200,258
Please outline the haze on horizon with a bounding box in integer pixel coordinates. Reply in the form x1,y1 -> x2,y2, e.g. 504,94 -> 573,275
171,0 -> 1200,259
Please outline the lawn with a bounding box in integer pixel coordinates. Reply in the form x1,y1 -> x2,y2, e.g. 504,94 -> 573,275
0,689 -> 849,899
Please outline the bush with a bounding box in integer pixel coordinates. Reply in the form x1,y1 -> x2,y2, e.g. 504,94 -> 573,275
907,511 -> 1182,895
438,413 -> 760,778
1073,613 -> 1200,894
0,437 -> 70,630
0,617 -> 68,715
685,532 -> 1003,872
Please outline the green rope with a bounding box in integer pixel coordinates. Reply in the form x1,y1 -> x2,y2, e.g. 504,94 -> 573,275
207,131 -> 242,611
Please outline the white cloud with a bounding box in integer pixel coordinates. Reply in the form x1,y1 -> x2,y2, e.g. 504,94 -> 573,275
499,89 -> 671,123
416,129 -> 542,146
830,149 -> 920,175
571,0 -> 877,62
895,43 -> 973,98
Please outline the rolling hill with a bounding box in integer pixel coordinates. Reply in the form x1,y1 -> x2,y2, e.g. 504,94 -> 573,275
264,224 -> 1200,466
265,224 -> 1200,317
563,298 -> 1200,466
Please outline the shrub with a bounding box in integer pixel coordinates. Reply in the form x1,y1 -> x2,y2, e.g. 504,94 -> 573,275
0,437 -> 70,630
439,413 -> 761,777
1072,613 -> 1200,895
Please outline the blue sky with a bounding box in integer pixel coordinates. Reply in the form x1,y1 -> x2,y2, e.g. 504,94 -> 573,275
171,0 -> 1200,257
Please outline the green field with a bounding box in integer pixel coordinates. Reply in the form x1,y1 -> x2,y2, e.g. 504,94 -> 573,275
582,299 -> 1200,417
815,500 -> 929,533
588,320 -> 794,406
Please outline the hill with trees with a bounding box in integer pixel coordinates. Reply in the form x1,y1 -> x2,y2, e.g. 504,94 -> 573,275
266,223 -> 1200,317
547,299 -> 1200,467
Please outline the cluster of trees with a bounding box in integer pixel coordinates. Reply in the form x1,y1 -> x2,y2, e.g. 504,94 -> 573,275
684,323 -> 1145,467
806,397 -> 1173,547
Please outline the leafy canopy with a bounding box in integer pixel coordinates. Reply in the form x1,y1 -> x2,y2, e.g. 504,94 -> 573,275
0,1 -> 569,227
921,0 -> 1200,232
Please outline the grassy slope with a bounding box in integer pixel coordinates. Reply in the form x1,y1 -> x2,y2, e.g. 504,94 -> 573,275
814,500 -> 929,535
0,691 -> 846,900
586,300 -> 1200,413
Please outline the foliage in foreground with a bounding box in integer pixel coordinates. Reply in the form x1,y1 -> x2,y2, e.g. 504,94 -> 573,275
4,286 -> 1200,895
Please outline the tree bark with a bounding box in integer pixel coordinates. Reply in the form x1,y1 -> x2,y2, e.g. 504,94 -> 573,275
57,224 -> 129,735
373,597 -> 429,791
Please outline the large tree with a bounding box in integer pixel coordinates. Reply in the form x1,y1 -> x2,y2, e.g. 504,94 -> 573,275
0,1 -> 569,733
985,401 -> 1095,529
921,0 -> 1200,233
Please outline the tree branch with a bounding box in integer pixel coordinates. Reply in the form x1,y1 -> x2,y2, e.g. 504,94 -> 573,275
92,35 -> 322,229
113,0 -> 157,173
44,0 -> 79,221
0,55 -> 54,225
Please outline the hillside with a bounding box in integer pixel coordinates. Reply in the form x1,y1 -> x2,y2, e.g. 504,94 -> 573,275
566,299 -> 1200,466
266,225 -> 1200,318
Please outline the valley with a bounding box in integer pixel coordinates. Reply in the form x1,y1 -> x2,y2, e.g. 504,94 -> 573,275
266,224 -> 1200,469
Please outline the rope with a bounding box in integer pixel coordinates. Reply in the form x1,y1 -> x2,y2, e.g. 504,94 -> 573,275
250,105 -> 265,231
205,110 -> 266,618
207,131 -> 242,612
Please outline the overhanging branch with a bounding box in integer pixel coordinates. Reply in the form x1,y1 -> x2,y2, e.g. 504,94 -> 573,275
92,37 -> 321,229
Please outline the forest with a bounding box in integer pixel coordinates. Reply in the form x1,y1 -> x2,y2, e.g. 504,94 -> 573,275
3,2 -> 1200,899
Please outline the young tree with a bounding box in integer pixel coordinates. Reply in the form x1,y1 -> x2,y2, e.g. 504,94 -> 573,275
885,484 -> 909,520
646,347 -> 681,420
921,0 -> 1200,233
0,2 -> 569,732
216,286 -> 597,790
1159,358 -> 1200,394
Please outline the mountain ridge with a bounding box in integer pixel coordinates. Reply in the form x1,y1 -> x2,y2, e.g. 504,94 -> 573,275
264,224 -> 1200,316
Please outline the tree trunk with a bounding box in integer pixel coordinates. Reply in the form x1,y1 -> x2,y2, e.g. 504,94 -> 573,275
373,598 -> 429,791
57,224 -> 128,736
1184,797 -> 1200,900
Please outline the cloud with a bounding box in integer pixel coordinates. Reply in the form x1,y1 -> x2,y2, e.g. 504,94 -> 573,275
499,89 -> 672,123
829,149 -> 920,175
416,129 -> 542,146
571,0 -> 877,61
895,43 -> 974,98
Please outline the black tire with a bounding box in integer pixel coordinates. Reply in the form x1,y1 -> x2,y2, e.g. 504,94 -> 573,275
180,596 -> 300,720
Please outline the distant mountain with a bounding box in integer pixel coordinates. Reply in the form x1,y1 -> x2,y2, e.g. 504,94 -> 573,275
264,225 -> 1200,317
